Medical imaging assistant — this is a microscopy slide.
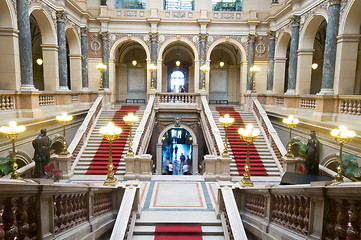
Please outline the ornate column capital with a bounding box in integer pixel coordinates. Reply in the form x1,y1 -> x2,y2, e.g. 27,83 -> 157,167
329,0 -> 341,6
268,31 -> 276,40
248,34 -> 257,43
100,31 -> 109,41
290,15 -> 301,27
80,27 -> 89,37
199,33 -> 208,42
56,11 -> 66,22
149,32 -> 158,42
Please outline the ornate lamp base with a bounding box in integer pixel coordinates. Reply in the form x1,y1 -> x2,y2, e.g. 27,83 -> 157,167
241,164 -> 254,187
104,166 -> 117,186
10,161 -> 21,180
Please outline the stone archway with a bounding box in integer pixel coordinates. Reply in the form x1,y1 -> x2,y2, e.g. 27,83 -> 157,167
65,28 -> 82,90
274,31 -> 291,94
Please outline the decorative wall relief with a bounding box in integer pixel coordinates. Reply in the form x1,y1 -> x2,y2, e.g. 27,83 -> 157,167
88,32 -> 102,58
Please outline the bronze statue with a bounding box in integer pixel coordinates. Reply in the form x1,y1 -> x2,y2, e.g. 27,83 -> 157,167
33,129 -> 50,178
305,131 -> 320,176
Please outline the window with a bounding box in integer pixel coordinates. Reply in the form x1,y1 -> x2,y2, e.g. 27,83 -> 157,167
115,0 -> 146,9
212,0 -> 242,11
164,0 -> 194,10
170,71 -> 185,93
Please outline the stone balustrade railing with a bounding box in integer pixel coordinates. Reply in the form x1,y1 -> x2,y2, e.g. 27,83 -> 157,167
299,97 -> 316,110
234,183 -> 361,240
70,95 -> 104,173
0,94 -> 15,110
252,98 -> 285,169
156,92 -> 199,104
39,94 -> 56,106
0,182 -> 124,240
339,97 -> 361,115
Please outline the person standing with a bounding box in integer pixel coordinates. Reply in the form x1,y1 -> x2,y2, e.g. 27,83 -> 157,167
168,161 -> 173,175
174,145 -> 178,158
180,153 -> 185,174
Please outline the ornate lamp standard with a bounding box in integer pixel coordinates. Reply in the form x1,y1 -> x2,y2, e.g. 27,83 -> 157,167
100,122 -> 122,185
219,114 -> 234,157
96,63 -> 107,90
238,124 -> 260,187
250,65 -> 260,93
200,64 -> 210,92
0,121 -> 26,179
56,112 -> 73,155
148,63 -> 157,90
123,113 -> 139,156
331,126 -> 356,183
282,115 -> 299,158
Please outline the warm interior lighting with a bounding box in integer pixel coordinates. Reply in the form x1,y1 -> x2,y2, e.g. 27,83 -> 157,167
176,60 -> 181,67
312,63 -> 318,70
100,122 -> 122,136
132,60 -> 137,66
36,58 -> 43,65
220,61 -> 224,67
200,64 -> 210,73
250,65 -> 260,73
96,63 -> 107,71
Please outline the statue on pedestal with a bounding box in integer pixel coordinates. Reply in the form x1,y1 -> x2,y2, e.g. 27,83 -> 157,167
32,129 -> 50,178
305,131 -> 320,176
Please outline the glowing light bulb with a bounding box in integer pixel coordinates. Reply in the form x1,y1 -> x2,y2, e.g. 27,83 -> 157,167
312,63 -> 318,70
132,60 -> 137,66
176,60 -> 181,67
36,58 -> 43,65
220,61 -> 224,67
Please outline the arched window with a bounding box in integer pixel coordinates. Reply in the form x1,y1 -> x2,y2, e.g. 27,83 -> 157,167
170,71 -> 185,93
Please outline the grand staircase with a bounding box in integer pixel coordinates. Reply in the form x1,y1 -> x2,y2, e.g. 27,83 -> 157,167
73,104 -> 145,176
212,105 -> 281,178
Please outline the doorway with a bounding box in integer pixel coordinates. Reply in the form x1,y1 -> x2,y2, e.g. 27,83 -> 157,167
168,69 -> 187,93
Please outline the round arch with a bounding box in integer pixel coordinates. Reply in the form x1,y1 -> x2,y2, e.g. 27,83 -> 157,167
163,45 -> 194,63
299,13 -> 328,49
65,27 -> 81,55
109,36 -> 150,60
339,0 -> 361,35
158,37 -> 198,61
29,4 -> 57,45
206,38 -> 247,62
275,31 -> 291,58
0,0 -> 17,28
157,124 -> 198,145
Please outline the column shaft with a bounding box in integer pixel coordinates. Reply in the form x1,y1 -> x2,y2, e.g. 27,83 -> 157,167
320,0 -> 341,93
81,28 -> 88,89
150,33 -> 158,89
101,32 -> 109,89
17,0 -> 35,89
267,32 -> 276,92
199,34 -> 207,90
287,16 -> 300,93
246,34 -> 256,91
57,11 -> 68,90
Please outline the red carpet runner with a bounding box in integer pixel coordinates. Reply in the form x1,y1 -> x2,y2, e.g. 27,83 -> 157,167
155,225 -> 203,240
86,105 -> 140,175
216,106 -> 268,176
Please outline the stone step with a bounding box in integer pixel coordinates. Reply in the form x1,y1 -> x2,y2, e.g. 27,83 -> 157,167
132,225 -> 224,235
132,236 -> 225,240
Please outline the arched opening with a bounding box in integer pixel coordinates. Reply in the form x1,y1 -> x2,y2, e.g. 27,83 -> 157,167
65,28 -> 82,90
209,43 -> 241,102
30,14 -> 44,90
115,41 -> 147,101
284,43 -> 290,93
162,42 -> 195,93
310,20 -> 326,94
274,31 -> 291,94
161,127 -> 193,175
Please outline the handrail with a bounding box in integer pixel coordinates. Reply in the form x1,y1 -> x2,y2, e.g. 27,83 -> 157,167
110,185 -> 139,240
133,94 -> 155,155
252,97 -> 285,171
70,95 -> 104,170
200,96 -> 224,155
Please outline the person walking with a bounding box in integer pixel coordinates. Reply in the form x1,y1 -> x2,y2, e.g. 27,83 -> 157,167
168,161 -> 173,175
180,153 -> 185,174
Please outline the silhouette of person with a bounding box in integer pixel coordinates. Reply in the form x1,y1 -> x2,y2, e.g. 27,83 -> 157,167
33,129 -> 51,178
305,131 -> 320,176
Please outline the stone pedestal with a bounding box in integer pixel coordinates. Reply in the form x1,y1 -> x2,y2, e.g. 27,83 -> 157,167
283,156 -> 305,173
203,155 -> 231,181
124,154 -> 152,180
203,155 -> 217,180
50,153 -> 72,179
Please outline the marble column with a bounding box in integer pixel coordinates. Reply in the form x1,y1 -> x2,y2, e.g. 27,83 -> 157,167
267,31 -> 276,93
246,34 -> 256,91
17,0 -> 36,90
101,31 -> 109,89
150,33 -> 158,89
81,28 -> 89,90
199,34 -> 207,90
286,16 -> 300,94
320,0 -> 341,94
57,11 -> 69,90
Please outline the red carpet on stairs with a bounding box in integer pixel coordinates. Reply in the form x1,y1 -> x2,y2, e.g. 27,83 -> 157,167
155,225 -> 203,240
216,106 -> 268,176
86,105 -> 140,175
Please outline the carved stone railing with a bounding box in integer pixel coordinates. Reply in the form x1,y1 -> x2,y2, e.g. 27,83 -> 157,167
110,183 -> 140,240
0,94 -> 15,110
156,92 -> 199,104
299,97 -> 316,110
339,97 -> 361,116
70,95 -> 104,172
0,182 -> 124,240
39,94 -> 56,106
252,98 -> 285,170
200,95 -> 223,156
234,183 -> 361,240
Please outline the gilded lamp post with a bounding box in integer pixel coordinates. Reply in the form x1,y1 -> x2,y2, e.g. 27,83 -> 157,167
123,113 -> 139,156
200,64 -> 210,92
331,126 -> 356,183
148,63 -> 157,90
96,63 -> 107,90
250,65 -> 260,93
238,124 -> 260,187
56,112 -> 73,155
283,115 -> 299,158
0,121 -> 26,179
100,122 -> 122,185
220,114 -> 234,157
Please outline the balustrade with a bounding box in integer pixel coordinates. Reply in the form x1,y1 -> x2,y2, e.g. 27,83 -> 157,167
39,94 -> 55,106
0,95 -> 15,110
94,192 -> 112,217
157,93 -> 197,104
339,99 -> 361,115
245,194 -> 265,218
300,98 -> 316,110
